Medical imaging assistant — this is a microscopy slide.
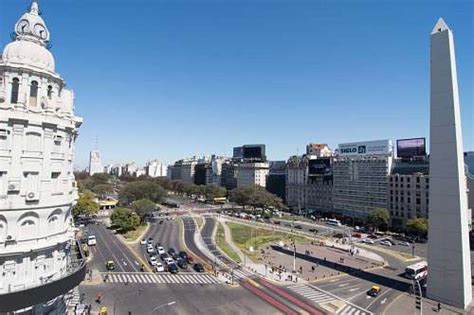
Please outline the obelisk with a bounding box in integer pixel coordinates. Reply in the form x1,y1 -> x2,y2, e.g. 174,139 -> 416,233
427,18 -> 472,309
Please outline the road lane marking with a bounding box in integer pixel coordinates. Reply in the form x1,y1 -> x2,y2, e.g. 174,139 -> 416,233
349,288 -> 359,292
338,283 -> 350,287
381,298 -> 387,304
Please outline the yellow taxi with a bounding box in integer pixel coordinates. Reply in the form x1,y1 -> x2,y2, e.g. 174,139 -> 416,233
367,285 -> 381,297
105,260 -> 115,271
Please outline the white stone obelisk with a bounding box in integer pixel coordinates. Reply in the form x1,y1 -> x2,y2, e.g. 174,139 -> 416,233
427,18 -> 472,310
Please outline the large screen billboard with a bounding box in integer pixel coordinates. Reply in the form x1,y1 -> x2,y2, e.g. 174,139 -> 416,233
397,138 -> 426,158
308,158 -> 331,175
243,145 -> 265,160
338,140 -> 392,156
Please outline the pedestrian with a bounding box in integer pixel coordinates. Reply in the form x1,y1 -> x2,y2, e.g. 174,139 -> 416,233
437,302 -> 441,312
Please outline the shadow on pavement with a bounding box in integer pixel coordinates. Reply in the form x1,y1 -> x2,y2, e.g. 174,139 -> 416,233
271,245 -> 412,292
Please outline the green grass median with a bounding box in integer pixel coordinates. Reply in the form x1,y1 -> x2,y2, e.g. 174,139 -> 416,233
215,222 -> 241,263
227,222 -> 309,262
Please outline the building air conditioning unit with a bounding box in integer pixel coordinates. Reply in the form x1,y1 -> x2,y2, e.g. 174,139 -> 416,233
7,182 -> 20,192
26,191 -> 39,201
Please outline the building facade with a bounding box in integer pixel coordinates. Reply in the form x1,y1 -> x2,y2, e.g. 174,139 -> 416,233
145,160 -> 167,177
0,2 -> 85,312
332,140 -> 393,220
236,162 -> 269,188
266,161 -> 286,201
170,157 -> 197,183
88,150 -> 102,175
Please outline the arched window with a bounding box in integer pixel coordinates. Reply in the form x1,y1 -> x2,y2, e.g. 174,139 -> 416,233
47,85 -> 53,99
30,81 -> 38,107
11,78 -> 19,104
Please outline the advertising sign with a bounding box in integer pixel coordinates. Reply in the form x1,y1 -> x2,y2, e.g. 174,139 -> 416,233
308,158 -> 331,175
397,138 -> 426,158
337,140 -> 392,156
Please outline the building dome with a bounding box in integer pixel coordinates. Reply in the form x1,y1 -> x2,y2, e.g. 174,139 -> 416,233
2,40 -> 55,72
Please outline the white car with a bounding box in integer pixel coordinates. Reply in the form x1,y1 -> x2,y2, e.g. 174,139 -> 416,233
140,239 -> 147,245
147,245 -> 155,254
380,240 -> 392,247
398,241 -> 411,247
363,239 -> 374,244
157,246 -> 166,255
155,262 -> 165,272
87,235 -> 97,246
149,256 -> 158,266
164,257 -> 174,266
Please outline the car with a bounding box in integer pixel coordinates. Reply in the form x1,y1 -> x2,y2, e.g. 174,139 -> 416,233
147,245 -> 155,254
140,239 -> 147,245
157,246 -> 166,255
362,239 -> 375,244
159,220 -> 164,224
294,225 -> 303,229
186,256 -> 194,264
168,248 -> 176,256
148,256 -> 158,266
398,241 -> 411,247
155,262 -> 165,272
308,228 -> 318,233
105,260 -> 115,271
147,237 -> 153,245
176,258 -> 188,269
380,240 -> 392,247
193,263 -> 205,272
367,285 -> 381,297
367,234 -> 378,239
87,235 -> 97,246
164,257 -> 175,266
168,263 -> 179,274
178,251 -> 188,260
172,253 -> 180,260
160,253 -> 170,261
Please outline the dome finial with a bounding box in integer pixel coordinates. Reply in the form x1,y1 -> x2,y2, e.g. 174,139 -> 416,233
30,1 -> 39,15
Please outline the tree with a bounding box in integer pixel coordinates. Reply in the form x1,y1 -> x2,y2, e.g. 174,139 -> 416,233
406,218 -> 428,237
367,208 -> 390,231
110,208 -> 141,231
131,198 -> 156,218
119,180 -> 167,205
91,183 -> 113,196
73,191 -> 99,217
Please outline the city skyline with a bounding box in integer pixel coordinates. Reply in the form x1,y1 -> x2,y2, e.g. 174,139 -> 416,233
1,0 -> 472,169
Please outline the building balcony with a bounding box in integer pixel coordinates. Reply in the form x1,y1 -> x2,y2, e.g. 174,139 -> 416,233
0,240 -> 86,313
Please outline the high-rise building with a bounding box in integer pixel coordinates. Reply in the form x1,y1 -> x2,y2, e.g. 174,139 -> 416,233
332,140 -> 393,220
266,161 -> 286,201
0,2 -> 85,313
221,160 -> 238,190
170,157 -> 197,183
426,18 -> 472,309
88,150 -> 102,175
145,160 -> 167,177
237,162 -> 269,188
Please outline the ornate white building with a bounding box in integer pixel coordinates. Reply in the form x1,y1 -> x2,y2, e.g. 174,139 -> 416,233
0,1 -> 85,313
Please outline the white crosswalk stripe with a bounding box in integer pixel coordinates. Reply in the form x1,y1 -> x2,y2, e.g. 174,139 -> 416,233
102,272 -> 221,285
337,305 -> 371,315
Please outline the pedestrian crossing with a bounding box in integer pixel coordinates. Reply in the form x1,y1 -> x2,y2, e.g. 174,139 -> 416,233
336,304 -> 372,315
102,272 -> 221,285
288,283 -> 338,305
288,284 -> 373,315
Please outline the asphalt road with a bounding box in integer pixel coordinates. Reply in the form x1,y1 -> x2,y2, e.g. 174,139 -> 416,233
182,216 -> 214,266
85,223 -> 140,273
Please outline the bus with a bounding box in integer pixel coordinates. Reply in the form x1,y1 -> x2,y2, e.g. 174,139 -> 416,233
405,261 -> 428,280
327,218 -> 342,226
213,197 -> 227,204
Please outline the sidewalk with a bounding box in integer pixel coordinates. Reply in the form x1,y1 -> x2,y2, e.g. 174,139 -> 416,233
384,293 -> 468,315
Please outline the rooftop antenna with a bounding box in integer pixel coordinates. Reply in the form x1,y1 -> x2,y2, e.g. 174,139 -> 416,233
94,135 -> 99,150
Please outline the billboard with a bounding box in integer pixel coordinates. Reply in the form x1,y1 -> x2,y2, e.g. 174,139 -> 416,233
243,144 -> 266,161
308,158 -> 331,175
338,140 -> 392,156
397,138 -> 426,158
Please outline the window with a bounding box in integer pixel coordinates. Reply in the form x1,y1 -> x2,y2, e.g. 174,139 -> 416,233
11,78 -> 19,104
416,198 -> 421,205
51,172 -> 60,179
47,85 -> 53,99
417,177 -> 420,183
54,135 -> 62,152
25,132 -> 41,152
30,81 -> 38,107
0,129 -> 9,151
407,178 -> 411,183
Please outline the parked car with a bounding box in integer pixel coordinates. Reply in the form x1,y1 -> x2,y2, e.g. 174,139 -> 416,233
164,257 -> 175,266
186,256 -> 194,264
398,241 -> 411,247
157,246 -> 166,255
160,253 -> 170,261
155,262 -> 165,272
193,263 -> 205,272
379,240 -> 392,247
362,239 -> 375,244
148,256 -> 158,266
168,248 -> 176,256
168,263 -> 179,274
147,237 -> 153,245
147,245 -> 155,253
179,251 -> 188,260
294,225 -> 303,229
176,258 -> 188,269
140,239 -> 147,245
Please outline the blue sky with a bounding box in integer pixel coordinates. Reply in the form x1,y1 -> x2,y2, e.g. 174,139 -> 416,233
1,0 -> 472,169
